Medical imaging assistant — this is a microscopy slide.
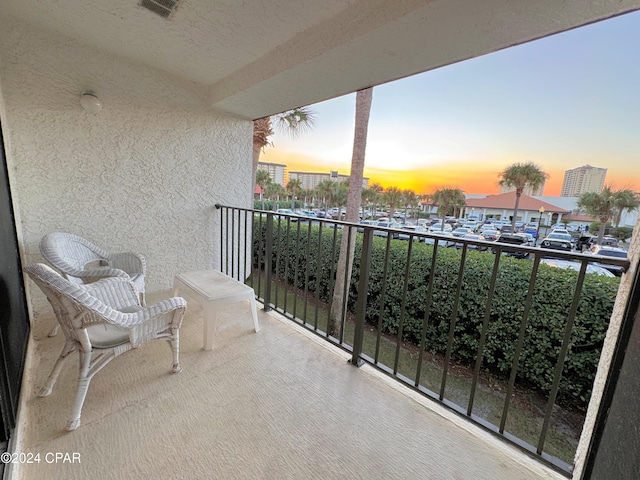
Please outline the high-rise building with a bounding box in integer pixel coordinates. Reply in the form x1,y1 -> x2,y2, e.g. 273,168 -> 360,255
560,165 -> 607,197
288,170 -> 369,190
257,162 -> 287,186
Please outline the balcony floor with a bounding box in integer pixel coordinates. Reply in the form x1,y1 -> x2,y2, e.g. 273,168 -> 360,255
15,290 -> 565,479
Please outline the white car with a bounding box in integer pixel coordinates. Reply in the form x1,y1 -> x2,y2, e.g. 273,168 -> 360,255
423,231 -> 456,246
275,208 -> 298,221
541,259 -> 615,277
397,225 -> 428,241
516,233 -> 536,247
429,223 -> 452,233
551,224 -> 575,232
452,227 -> 472,237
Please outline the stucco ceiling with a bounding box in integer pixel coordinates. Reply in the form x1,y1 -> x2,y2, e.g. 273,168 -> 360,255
3,0 -> 640,119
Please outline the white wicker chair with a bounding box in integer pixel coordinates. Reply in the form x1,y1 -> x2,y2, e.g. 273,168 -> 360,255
40,232 -> 147,304
25,263 -> 186,431
40,232 -> 147,337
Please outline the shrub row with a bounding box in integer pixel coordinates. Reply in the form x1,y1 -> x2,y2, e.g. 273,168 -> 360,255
253,218 -> 619,409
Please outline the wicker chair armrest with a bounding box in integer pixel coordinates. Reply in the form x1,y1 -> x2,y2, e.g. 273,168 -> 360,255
100,297 -> 187,330
76,267 -> 131,284
106,252 -> 147,277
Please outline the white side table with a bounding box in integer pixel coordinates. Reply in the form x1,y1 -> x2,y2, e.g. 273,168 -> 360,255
173,270 -> 260,351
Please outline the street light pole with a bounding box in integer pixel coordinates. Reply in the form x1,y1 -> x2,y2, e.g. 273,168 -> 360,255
538,206 -> 545,240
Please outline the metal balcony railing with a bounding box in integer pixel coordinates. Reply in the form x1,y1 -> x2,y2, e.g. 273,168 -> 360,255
215,204 -> 630,475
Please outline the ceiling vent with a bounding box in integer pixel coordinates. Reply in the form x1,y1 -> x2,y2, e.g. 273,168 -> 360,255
138,0 -> 180,19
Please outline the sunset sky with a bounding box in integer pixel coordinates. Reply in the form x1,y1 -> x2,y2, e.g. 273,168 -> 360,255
261,10 -> 640,196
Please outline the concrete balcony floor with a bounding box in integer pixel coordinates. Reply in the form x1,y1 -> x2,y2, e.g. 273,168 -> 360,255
14,291 -> 565,480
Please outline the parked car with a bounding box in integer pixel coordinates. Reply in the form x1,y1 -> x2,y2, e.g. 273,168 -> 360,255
516,233 -> 536,247
594,236 -> 619,247
451,227 -> 472,237
429,223 -> 453,233
587,246 -> 628,277
551,223 -> 571,231
373,220 -> 402,238
577,235 -> 619,251
540,232 -> 573,252
463,221 -> 479,231
454,233 -> 488,251
357,219 -> 379,232
397,225 -> 428,241
423,231 -> 455,246
298,210 -> 318,220
315,210 -> 332,219
492,233 -> 530,258
275,208 -> 299,221
540,259 -> 615,277
499,224 -> 514,233
480,229 -> 499,241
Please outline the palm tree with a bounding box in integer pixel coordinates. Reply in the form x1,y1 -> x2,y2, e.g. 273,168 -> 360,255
432,188 -> 466,231
612,189 -> 639,227
577,186 -> 639,243
401,189 -> 418,223
316,179 -> 337,213
369,183 -> 384,217
252,108 -> 315,188
498,162 -> 548,228
255,169 -> 271,209
265,183 -> 286,209
332,182 -> 349,220
331,87 -> 373,335
421,193 -> 433,217
361,187 -> 378,219
286,178 -> 303,207
302,187 -> 314,210
382,186 -> 403,220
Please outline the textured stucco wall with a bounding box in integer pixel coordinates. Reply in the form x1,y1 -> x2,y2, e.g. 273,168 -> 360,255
0,18 -> 252,312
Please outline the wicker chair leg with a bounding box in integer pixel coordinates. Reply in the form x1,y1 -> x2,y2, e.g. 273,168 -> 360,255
67,351 -> 92,431
48,324 -> 60,337
168,332 -> 181,373
39,341 -> 75,397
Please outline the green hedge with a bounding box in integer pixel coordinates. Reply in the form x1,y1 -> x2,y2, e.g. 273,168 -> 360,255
253,219 -> 619,409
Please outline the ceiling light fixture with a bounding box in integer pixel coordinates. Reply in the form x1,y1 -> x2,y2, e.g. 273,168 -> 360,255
80,90 -> 102,114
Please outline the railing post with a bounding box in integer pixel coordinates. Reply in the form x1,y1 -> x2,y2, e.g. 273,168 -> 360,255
263,212 -> 273,312
350,227 -> 373,367
215,204 -> 223,271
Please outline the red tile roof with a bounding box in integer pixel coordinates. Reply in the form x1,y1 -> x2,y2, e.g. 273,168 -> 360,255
464,192 -> 570,213
563,213 -> 597,222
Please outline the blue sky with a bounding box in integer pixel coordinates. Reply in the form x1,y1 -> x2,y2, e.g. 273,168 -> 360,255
261,10 -> 640,195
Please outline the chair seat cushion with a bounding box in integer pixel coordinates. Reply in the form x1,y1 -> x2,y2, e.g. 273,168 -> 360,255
86,324 -> 130,348
86,305 -> 141,348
